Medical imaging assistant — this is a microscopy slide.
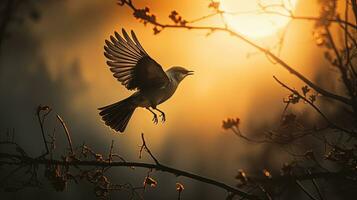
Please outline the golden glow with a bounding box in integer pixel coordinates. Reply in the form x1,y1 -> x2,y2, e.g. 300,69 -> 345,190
220,0 -> 298,38
37,0 -> 316,148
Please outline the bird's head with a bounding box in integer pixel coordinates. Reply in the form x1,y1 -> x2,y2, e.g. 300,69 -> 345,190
167,66 -> 194,83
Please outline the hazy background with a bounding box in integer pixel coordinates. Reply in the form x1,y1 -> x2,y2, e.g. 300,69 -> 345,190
0,0 -> 344,199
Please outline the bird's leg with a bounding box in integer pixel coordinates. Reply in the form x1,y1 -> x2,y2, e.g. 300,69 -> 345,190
146,108 -> 158,124
154,107 -> 166,123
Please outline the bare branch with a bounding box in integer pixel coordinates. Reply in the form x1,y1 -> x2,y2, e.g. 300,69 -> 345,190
117,0 -> 353,106
308,170 -> 324,200
139,133 -> 160,165
273,76 -> 357,136
295,180 -> 319,200
0,151 -> 259,200
351,0 -> 357,22
325,26 -> 354,97
36,105 -> 51,158
56,114 -> 74,155
273,76 -> 330,123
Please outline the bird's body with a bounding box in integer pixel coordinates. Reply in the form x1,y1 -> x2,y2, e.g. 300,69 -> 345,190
99,29 -> 193,132
125,73 -> 178,108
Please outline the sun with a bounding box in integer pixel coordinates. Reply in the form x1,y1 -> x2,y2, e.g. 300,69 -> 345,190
220,0 -> 298,38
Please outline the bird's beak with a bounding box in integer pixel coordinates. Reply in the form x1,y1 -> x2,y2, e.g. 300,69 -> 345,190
186,70 -> 194,76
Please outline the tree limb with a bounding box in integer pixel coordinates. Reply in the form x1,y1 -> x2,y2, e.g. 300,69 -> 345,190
0,152 -> 259,200
118,0 -> 353,106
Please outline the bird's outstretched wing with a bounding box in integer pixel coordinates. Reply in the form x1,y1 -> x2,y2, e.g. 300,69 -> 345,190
104,29 -> 169,91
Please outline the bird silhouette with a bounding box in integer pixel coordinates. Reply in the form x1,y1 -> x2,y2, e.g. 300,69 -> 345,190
99,29 -> 193,133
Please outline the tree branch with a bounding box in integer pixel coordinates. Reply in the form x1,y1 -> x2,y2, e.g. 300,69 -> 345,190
254,11 -> 357,29
56,114 -> 74,155
351,0 -> 357,23
36,105 -> 51,157
273,76 -> 356,135
325,26 -> 353,97
295,180 -> 319,200
139,133 -> 159,165
0,152 -> 259,200
118,0 -> 353,106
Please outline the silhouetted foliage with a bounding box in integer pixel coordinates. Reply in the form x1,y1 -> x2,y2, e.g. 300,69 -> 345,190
1,0 -> 357,199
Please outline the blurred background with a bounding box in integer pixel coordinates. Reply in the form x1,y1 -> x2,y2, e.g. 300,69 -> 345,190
0,0 -> 348,199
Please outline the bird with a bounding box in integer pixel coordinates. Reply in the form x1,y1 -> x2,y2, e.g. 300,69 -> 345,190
98,29 -> 193,133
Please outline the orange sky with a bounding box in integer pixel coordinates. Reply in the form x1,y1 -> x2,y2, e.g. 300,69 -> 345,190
1,2 -> 354,199
26,0 -> 340,173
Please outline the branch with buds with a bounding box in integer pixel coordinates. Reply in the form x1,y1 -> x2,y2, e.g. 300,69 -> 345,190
0,105 -> 259,200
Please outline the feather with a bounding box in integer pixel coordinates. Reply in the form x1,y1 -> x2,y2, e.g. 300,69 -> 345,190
114,73 -> 131,81
114,32 -> 142,58
131,30 -> 148,55
122,78 -> 133,85
104,50 -> 138,63
107,61 -> 135,70
107,61 -> 136,68
114,70 -> 133,78
109,36 -> 142,59
105,40 -> 141,60
103,29 -> 169,91
109,67 -> 133,73
122,29 -> 143,55
104,47 -> 139,62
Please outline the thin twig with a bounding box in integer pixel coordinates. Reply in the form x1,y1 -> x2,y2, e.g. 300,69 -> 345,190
139,133 -> 160,165
273,76 -> 356,135
295,180 -> 319,200
308,170 -> 324,200
56,114 -> 74,155
188,12 -> 220,24
231,127 -> 269,144
118,0 -> 353,106
325,26 -> 353,97
256,11 -> 356,29
273,76 -> 330,123
36,106 -> 51,158
0,152 -> 259,200
351,0 -> 357,22
108,140 -> 114,163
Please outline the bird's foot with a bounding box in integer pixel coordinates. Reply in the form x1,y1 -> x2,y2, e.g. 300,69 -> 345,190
159,112 -> 166,123
152,114 -> 158,124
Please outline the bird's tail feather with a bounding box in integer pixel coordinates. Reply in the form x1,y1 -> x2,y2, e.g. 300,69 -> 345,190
98,96 -> 137,133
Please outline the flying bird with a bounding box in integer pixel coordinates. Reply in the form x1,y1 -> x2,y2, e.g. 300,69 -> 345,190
99,29 -> 193,133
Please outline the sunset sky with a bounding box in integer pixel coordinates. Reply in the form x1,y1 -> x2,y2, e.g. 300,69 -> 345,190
0,0 -> 345,199
34,0 -> 323,137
